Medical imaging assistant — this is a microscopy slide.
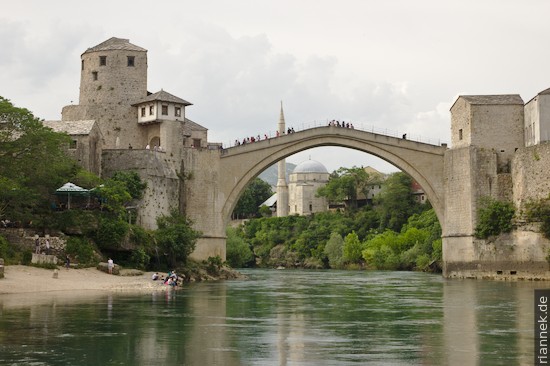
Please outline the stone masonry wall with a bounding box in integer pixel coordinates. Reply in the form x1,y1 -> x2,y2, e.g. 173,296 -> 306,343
101,149 -> 181,230
512,142 -> 550,211
183,148 -> 226,260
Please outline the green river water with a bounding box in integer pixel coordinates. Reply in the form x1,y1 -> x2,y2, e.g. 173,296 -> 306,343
0,269 -> 546,365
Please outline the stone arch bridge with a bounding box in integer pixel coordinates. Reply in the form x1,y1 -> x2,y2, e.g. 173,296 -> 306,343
218,126 -> 447,226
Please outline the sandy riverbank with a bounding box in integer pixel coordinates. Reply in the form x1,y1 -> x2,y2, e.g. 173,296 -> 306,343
0,265 -> 167,295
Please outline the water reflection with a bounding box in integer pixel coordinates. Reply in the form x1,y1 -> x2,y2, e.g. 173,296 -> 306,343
0,270 -> 547,365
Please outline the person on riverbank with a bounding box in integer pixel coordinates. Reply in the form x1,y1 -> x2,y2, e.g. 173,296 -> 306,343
107,258 -> 114,274
65,255 -> 70,269
35,237 -> 40,254
45,239 -> 50,255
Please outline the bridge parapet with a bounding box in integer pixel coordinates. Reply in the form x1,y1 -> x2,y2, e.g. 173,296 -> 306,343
225,122 -> 445,149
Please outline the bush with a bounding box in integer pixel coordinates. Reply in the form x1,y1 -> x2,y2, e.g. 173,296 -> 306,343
474,197 -> 515,239
21,250 -> 32,265
525,198 -> 550,239
155,210 -> 200,267
129,248 -> 150,270
204,256 -> 223,275
65,236 -> 95,265
0,235 -> 15,261
95,217 -> 129,249
226,227 -> 254,268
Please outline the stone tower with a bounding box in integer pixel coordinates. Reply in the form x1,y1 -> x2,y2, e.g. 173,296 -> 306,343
62,37 -> 148,150
276,102 -> 289,217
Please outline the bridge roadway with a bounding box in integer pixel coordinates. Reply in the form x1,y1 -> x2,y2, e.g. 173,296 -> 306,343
219,125 -> 447,225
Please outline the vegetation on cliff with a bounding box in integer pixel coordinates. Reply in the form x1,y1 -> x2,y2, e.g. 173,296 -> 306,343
474,197 -> 515,239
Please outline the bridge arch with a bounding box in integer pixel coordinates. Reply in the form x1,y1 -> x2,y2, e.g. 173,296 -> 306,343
219,126 -> 446,226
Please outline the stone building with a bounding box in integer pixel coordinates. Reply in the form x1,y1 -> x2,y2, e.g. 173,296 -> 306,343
524,87 -> 550,147
53,37 -> 206,173
42,37 -> 217,238
288,159 -> 330,216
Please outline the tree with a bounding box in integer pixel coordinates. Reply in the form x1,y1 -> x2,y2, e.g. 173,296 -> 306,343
317,167 -> 378,209
233,178 -> 273,219
376,172 -> 420,232
155,210 -> 201,267
324,232 -> 344,268
95,179 -> 132,218
226,226 -> 254,268
111,171 -> 147,200
342,231 -> 363,264
0,96 -> 78,223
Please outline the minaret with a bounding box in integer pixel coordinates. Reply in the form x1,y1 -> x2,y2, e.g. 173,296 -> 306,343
276,102 -> 289,217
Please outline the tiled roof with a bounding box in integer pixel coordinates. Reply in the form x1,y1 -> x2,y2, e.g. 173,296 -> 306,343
184,117 -> 207,132
539,87 -> 550,95
133,90 -> 192,106
459,95 -> 524,105
42,120 -> 96,135
83,37 -> 146,54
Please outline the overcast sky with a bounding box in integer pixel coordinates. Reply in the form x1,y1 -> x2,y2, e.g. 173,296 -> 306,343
2,0 -> 550,173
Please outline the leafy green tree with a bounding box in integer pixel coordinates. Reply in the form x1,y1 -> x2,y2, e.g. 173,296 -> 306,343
0,96 -> 78,223
95,216 -> 129,250
95,179 -> 132,218
376,172 -> 420,232
155,210 -> 201,267
226,226 -> 254,268
317,167 -> 378,209
324,232 -> 344,268
111,171 -> 147,200
233,178 -> 273,219
342,231 -> 363,264
474,197 -> 515,239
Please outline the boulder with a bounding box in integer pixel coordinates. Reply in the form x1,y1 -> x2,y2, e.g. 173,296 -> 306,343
97,262 -> 120,275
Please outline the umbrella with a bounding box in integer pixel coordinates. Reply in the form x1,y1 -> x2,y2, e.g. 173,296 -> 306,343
55,182 -> 89,209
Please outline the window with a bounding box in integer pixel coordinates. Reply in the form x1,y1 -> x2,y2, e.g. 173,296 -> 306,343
459,129 -> 463,140
161,105 -> 168,115
141,107 -> 146,117
127,56 -> 135,67
309,204 -> 313,212
69,140 -> 77,149
81,60 -> 84,70
175,107 -> 181,117
99,56 -> 107,66
149,105 -> 154,115
92,71 -> 98,81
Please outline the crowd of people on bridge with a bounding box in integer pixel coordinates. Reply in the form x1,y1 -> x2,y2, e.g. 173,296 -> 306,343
328,120 -> 354,129
233,126 -> 297,147
230,119 -> 357,148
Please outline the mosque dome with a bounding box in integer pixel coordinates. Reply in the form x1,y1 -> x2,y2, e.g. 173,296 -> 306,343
292,159 -> 329,174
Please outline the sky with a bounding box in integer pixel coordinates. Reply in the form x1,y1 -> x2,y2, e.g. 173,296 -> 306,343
2,0 -> 550,173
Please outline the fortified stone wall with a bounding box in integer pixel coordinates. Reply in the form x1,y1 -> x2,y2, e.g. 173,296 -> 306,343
512,142 -> 550,211
101,149 -> 181,230
444,143 -> 550,279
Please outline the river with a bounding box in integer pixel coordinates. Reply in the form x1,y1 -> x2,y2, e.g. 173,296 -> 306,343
0,269 -> 546,365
